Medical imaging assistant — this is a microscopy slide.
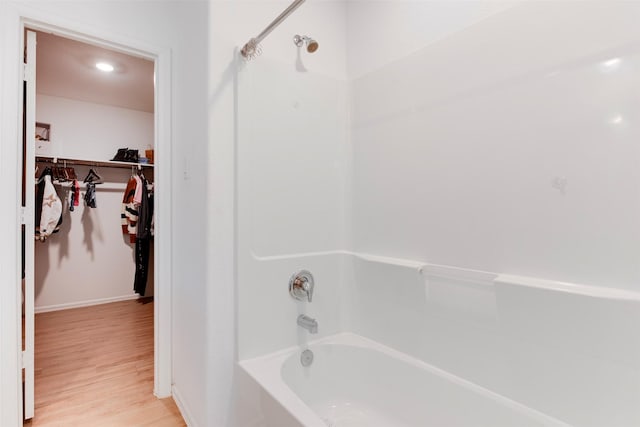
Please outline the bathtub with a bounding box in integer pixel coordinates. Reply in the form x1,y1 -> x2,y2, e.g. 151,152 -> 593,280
239,333 -> 569,427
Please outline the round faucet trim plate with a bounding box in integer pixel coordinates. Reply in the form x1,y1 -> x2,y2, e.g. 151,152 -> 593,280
289,270 -> 315,302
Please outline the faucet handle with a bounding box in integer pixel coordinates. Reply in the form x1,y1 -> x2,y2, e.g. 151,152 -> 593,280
289,270 -> 314,302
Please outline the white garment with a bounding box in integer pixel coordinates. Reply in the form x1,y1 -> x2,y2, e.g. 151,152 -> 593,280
39,175 -> 62,238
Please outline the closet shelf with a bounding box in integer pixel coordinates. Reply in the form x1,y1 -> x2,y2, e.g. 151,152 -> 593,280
36,156 -> 154,169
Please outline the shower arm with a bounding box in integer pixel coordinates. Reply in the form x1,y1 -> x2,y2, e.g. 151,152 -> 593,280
241,0 -> 306,59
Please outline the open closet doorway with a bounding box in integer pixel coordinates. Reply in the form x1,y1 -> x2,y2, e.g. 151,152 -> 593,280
20,25 -> 176,425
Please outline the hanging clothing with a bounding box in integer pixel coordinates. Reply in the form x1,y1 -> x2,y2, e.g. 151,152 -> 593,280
121,177 -> 139,243
150,210 -> 155,237
133,174 -> 143,205
133,179 -> 154,295
134,237 -> 150,295
84,182 -> 97,208
69,180 -> 80,211
35,173 -> 62,241
137,180 -> 154,240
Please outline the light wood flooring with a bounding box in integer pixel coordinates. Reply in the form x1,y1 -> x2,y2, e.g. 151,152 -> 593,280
25,299 -> 186,427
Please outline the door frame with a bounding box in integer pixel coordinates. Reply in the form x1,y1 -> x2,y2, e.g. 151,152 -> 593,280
0,5 -> 173,425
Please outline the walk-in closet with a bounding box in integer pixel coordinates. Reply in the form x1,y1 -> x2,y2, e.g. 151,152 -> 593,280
21,30 -> 181,425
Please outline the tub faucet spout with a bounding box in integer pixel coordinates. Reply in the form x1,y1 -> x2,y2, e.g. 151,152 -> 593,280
297,314 -> 318,334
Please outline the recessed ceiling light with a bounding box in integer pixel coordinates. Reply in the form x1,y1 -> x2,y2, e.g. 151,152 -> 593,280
96,62 -> 114,72
602,58 -> 621,68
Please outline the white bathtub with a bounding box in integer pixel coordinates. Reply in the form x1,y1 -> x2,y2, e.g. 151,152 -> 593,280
240,333 -> 569,427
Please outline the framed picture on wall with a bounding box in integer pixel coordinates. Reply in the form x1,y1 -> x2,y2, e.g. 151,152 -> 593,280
35,122 -> 52,155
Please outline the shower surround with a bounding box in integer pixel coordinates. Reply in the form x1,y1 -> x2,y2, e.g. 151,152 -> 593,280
232,1 -> 640,426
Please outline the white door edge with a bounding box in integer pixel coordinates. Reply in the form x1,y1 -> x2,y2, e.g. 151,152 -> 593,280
23,29 -> 37,421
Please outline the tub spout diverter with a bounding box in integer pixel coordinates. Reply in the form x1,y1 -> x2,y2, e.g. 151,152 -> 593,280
297,314 -> 318,334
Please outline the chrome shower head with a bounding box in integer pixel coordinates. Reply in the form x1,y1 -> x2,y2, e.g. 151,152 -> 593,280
306,38 -> 319,53
293,35 -> 319,53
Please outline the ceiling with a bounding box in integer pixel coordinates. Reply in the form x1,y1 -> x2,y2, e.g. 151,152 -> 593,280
35,31 -> 154,113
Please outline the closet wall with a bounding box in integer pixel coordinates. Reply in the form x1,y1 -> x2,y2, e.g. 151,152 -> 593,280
36,95 -> 153,160
34,88 -> 154,311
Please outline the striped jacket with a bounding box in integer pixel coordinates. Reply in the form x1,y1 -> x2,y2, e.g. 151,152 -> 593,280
121,177 -> 138,243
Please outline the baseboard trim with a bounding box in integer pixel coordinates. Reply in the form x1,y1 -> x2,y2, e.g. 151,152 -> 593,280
34,294 -> 140,313
172,384 -> 197,427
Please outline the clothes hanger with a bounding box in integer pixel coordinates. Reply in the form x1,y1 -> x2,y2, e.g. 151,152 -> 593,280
36,166 -> 53,184
54,165 -> 69,182
61,160 -> 76,181
83,168 -> 102,184
65,167 -> 77,181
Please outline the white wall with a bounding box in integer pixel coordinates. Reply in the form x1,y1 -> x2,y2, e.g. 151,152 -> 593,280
345,1 -> 640,425
209,1 -> 348,425
207,4 -> 240,426
346,1 -> 516,79
349,1 -> 640,290
236,53 -> 349,359
213,0 -> 349,359
0,2 -> 212,426
36,95 -> 153,161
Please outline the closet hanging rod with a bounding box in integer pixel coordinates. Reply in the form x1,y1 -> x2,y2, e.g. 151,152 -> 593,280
36,156 -> 153,170
54,181 -> 127,191
240,0 -> 305,60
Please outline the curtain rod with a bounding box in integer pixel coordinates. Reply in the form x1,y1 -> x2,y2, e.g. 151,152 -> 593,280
240,0 -> 305,60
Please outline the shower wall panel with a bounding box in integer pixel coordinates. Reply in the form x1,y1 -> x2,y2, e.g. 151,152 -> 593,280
235,1 -> 349,360
346,2 -> 640,425
350,1 -> 640,291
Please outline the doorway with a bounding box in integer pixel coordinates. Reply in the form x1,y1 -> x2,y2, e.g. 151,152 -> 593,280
17,21 -> 173,424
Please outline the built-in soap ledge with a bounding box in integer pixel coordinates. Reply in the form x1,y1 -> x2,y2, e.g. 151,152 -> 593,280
353,252 -> 496,286
494,274 -> 640,302
353,252 -> 425,272
352,253 -> 640,301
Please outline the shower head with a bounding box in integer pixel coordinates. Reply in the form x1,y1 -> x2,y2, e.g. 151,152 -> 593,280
306,38 -> 319,53
293,35 -> 319,53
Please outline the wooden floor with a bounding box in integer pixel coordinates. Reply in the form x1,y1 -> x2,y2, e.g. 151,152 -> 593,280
25,299 -> 185,427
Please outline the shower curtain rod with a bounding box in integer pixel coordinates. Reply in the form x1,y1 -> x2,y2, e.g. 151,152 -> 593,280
240,0 -> 305,59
